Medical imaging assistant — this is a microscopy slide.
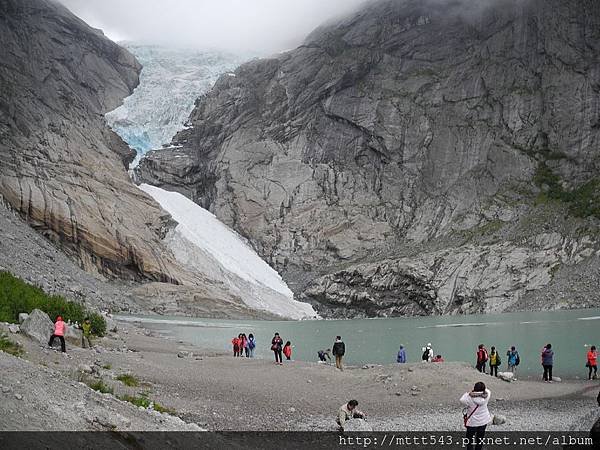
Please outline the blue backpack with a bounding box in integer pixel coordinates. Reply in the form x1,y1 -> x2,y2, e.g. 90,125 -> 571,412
248,338 -> 256,350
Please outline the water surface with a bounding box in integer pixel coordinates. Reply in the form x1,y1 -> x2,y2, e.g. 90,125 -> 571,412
116,308 -> 600,379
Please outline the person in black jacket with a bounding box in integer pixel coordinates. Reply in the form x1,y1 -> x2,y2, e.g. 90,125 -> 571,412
332,336 -> 345,371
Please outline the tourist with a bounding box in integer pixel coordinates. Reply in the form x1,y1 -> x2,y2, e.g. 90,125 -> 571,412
48,316 -> 67,353
506,346 -> 520,379
587,345 -> 598,380
81,317 -> 93,348
489,346 -> 501,377
460,382 -> 492,450
475,344 -> 488,373
232,335 -> 241,357
541,343 -> 554,382
271,332 -> 284,365
283,341 -> 292,360
318,348 -> 331,363
247,333 -> 256,358
332,336 -> 346,371
421,343 -> 434,362
242,333 -> 249,357
397,345 -> 407,363
336,399 -> 366,431
432,354 -> 444,362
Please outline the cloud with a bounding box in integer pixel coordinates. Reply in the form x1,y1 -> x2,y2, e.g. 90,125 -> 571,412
58,0 -> 370,54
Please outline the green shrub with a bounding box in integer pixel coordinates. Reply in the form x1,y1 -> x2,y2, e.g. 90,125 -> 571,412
534,163 -> 600,219
119,393 -> 176,415
0,333 -> 23,357
88,379 -> 113,394
116,373 -> 139,387
0,272 -> 105,336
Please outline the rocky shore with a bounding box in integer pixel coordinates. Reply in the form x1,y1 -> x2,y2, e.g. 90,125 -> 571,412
1,320 -> 597,432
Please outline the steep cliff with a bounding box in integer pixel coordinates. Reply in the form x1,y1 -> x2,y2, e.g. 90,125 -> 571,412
137,0 -> 600,317
0,0 -> 188,282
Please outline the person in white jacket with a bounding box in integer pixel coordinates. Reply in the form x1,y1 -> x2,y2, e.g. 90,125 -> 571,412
460,382 -> 492,450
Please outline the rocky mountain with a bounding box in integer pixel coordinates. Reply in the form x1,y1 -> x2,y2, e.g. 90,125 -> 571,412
0,0 -> 313,319
137,0 -> 600,317
0,0 -> 188,283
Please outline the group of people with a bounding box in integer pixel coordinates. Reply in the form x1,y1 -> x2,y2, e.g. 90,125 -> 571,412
475,344 -> 514,377
47,315 -> 94,353
231,333 -> 256,358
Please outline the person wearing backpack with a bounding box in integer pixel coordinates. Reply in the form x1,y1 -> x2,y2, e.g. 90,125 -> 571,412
247,333 -> 256,358
332,336 -> 346,371
460,382 -> 492,450
541,343 -> 554,382
476,344 -> 488,373
586,345 -> 598,380
397,345 -> 407,363
506,346 -> 520,379
488,346 -> 501,377
421,343 -> 434,362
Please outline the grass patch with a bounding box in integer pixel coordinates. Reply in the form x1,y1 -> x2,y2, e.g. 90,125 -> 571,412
0,272 -> 106,336
534,162 -> 600,219
116,373 -> 139,387
102,363 -> 112,370
119,393 -> 176,415
87,379 -> 113,394
0,333 -> 23,357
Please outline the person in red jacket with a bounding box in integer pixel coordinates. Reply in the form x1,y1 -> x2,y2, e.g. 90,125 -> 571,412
587,346 -> 598,380
232,336 -> 241,357
48,316 -> 67,353
283,341 -> 292,361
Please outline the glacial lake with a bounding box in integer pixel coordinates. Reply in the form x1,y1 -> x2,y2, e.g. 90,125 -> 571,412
116,308 -> 600,379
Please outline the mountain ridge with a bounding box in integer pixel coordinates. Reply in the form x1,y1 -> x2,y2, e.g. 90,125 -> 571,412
137,0 -> 600,317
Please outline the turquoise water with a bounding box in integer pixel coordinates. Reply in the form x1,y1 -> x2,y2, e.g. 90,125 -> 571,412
116,308 -> 600,378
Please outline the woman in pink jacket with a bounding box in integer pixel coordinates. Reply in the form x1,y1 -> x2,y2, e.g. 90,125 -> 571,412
48,316 -> 67,353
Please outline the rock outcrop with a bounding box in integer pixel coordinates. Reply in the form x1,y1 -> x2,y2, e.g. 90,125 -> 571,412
20,309 -> 53,345
0,0 -> 186,282
137,0 -> 600,317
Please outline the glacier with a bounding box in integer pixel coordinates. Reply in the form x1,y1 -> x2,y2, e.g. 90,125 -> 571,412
139,184 -> 317,320
106,44 -> 251,165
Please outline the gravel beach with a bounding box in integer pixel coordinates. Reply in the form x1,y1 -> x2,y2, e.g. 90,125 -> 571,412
1,320 -> 598,432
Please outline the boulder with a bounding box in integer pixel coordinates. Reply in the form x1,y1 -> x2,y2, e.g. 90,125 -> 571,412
18,313 -> 29,324
343,419 -> 373,432
20,309 -> 53,345
492,414 -> 507,425
552,377 -> 561,382
64,326 -> 83,347
497,372 -> 514,382
7,324 -> 19,334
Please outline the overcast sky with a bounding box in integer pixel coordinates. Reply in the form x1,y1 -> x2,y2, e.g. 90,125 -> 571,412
58,0 -> 369,54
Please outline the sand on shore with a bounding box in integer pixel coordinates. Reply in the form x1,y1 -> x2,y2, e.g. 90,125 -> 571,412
0,320 -> 598,431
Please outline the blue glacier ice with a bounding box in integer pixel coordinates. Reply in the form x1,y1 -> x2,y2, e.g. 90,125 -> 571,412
106,44 -> 252,166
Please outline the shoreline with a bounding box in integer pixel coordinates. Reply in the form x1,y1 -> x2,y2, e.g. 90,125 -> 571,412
1,319 -> 598,432
114,310 -> 600,381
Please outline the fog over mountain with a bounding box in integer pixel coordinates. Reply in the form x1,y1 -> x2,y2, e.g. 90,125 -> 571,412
57,0 -> 370,53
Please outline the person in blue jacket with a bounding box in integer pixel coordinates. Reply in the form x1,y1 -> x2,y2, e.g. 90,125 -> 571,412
397,345 -> 407,363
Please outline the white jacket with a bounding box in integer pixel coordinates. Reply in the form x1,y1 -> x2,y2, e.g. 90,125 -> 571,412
460,389 -> 492,427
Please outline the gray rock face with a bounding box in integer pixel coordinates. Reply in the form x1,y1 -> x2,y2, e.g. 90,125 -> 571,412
21,309 -> 53,345
0,0 -> 185,283
137,0 -> 600,317
17,313 -> 29,324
